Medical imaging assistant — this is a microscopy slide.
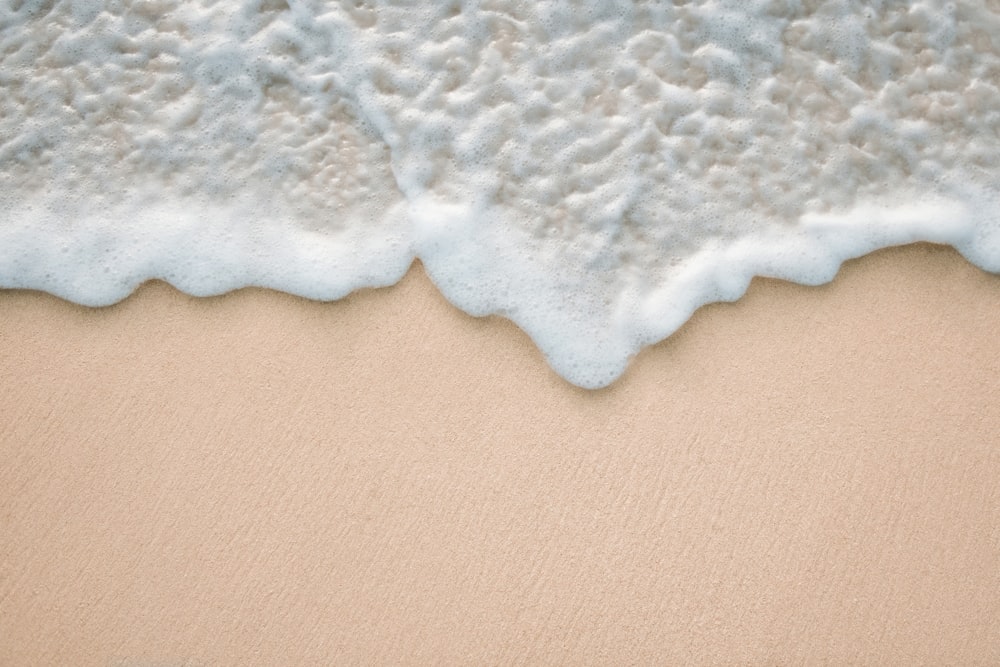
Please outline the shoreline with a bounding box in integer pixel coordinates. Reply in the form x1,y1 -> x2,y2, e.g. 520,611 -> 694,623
2,242 -> 1000,664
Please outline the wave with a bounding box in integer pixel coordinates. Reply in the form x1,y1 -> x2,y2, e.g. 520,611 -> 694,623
2,0 -> 998,387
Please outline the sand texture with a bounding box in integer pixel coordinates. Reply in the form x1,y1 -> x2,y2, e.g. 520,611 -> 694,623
2,243 -> 1000,665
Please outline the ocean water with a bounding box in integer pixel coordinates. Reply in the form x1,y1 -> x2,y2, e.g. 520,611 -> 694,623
1,0 -> 999,387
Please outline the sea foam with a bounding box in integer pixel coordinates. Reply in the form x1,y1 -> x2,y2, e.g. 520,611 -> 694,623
1,0 -> 999,387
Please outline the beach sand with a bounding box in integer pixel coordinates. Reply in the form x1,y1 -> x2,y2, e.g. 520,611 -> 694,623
2,242 -> 999,665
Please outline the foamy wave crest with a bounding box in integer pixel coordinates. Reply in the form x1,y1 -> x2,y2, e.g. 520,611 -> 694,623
2,0 -> 999,387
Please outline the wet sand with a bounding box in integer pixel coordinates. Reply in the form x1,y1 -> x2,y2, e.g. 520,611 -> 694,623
2,242 -> 999,665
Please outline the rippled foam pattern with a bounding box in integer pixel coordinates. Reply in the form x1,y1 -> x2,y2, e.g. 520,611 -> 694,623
2,0 -> 999,386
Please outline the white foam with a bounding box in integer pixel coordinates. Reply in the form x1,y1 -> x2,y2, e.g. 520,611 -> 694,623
1,0 -> 998,387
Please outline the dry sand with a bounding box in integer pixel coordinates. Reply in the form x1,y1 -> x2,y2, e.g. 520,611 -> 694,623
2,242 -> 1000,665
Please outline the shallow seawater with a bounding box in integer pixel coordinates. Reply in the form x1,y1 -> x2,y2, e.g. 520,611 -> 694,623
1,0 -> 999,387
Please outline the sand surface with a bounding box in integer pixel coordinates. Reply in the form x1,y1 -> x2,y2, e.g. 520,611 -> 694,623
2,242 -> 1000,665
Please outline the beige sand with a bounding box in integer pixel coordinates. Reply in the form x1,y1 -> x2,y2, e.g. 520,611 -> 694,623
2,242 -> 999,665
